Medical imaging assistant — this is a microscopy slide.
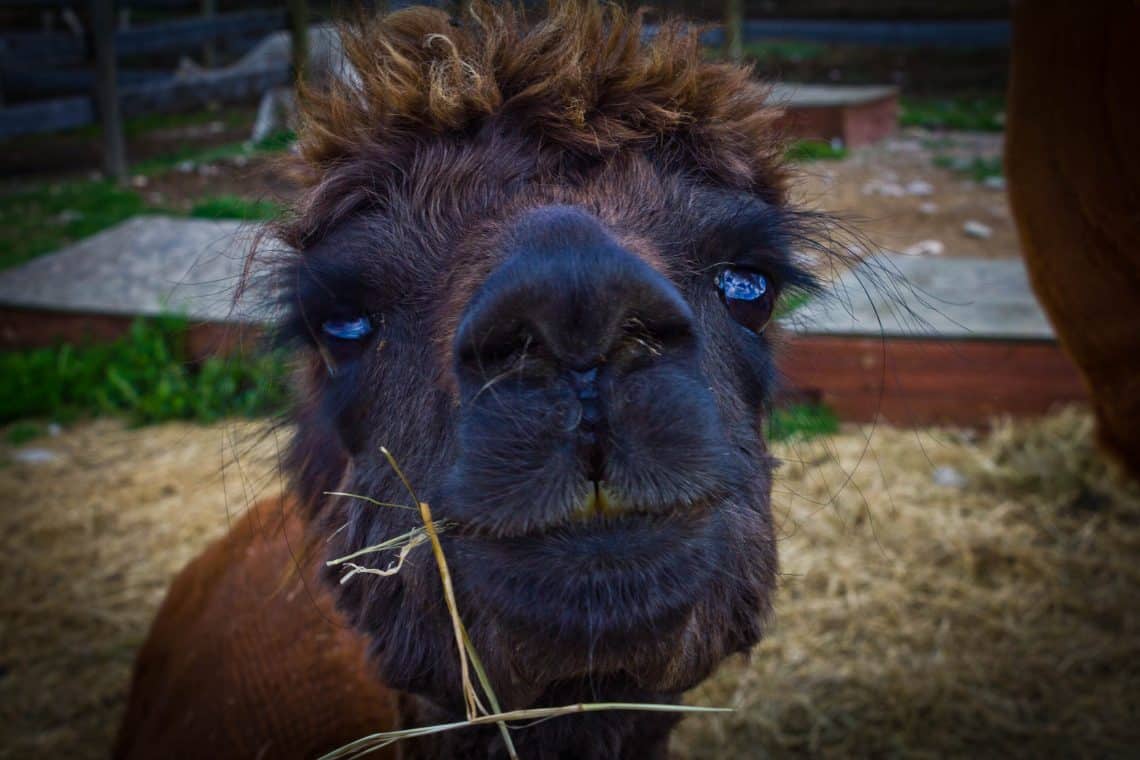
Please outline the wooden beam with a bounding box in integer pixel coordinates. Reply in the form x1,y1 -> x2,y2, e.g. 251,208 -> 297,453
201,0 -> 218,68
91,0 -> 127,181
779,335 -> 1087,426
114,10 -> 287,58
118,64 -> 292,118
0,96 -> 92,139
286,0 -> 308,84
724,0 -> 743,63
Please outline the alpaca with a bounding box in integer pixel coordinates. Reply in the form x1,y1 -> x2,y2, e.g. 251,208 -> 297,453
1006,1 -> 1140,479
115,4 -> 825,757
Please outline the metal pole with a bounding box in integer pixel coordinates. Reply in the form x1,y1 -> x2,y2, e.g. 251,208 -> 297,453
91,0 -> 127,181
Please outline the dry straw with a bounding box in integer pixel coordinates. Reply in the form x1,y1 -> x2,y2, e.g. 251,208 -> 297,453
2,407 -> 1137,756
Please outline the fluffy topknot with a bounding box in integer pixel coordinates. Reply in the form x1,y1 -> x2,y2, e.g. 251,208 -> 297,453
293,1 -> 786,198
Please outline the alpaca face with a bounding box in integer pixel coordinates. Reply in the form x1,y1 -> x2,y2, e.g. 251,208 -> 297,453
272,3 -> 816,717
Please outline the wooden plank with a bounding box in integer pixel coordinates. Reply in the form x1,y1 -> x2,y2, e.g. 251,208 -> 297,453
0,96 -> 92,138
0,9 -> 285,64
118,63 -> 291,117
92,0 -> 127,181
664,19 -> 1011,48
780,335 -> 1088,426
0,31 -> 85,66
1,67 -> 167,99
114,10 -> 287,57
0,307 -> 259,360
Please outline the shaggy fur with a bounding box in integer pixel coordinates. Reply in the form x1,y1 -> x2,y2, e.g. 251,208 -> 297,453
120,4 -> 821,758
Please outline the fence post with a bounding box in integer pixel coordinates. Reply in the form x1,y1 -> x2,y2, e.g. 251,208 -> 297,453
725,0 -> 744,63
91,0 -> 127,181
201,0 -> 217,67
287,0 -> 309,85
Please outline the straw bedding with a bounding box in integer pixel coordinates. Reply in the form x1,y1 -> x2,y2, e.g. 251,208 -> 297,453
1,408 -> 1136,758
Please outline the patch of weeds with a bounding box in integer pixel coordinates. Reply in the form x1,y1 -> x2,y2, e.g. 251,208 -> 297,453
254,129 -> 296,151
744,40 -> 827,63
191,195 -> 284,221
900,95 -> 1005,132
786,140 -> 848,162
769,403 -> 840,442
933,154 -> 1003,182
0,317 -> 289,425
5,422 -> 42,446
68,105 -> 254,140
0,181 -> 163,270
775,292 -> 811,320
136,130 -> 294,175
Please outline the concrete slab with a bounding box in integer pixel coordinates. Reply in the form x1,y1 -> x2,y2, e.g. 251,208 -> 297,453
770,82 -> 899,148
783,252 -> 1056,341
0,216 -> 278,324
0,218 -> 1053,343
769,83 -> 898,109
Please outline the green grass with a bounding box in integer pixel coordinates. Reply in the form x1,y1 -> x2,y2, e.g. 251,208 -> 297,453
69,107 -> 254,140
933,154 -> 1003,182
0,181 -> 160,270
5,422 -> 42,446
191,195 -> 284,221
744,40 -> 828,63
0,129 -> 295,271
769,403 -> 840,442
900,96 -> 1005,132
786,140 -> 849,162
0,317 -> 289,425
135,129 -> 295,175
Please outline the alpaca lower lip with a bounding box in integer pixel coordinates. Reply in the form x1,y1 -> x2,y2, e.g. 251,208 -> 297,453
568,482 -> 627,522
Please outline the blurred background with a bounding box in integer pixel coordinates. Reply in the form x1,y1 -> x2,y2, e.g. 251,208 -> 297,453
1,1 -> 1136,758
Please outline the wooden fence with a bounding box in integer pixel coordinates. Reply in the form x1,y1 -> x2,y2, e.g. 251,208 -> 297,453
0,0 -> 308,178
0,1 -> 1009,180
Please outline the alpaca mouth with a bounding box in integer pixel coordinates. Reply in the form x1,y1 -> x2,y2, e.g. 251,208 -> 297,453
568,481 -> 628,522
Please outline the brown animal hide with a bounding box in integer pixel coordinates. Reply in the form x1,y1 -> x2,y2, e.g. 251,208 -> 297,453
1006,1 -> 1140,478
112,497 -> 399,759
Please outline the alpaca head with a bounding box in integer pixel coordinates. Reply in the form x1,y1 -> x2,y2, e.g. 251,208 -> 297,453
269,1 -> 820,719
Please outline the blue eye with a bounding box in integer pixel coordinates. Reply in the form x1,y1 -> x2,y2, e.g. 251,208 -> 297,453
322,315 -> 373,341
715,268 -> 776,333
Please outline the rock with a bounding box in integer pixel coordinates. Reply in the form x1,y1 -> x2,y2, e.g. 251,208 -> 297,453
12,448 -> 60,465
983,175 -> 1007,191
963,220 -> 993,239
56,210 -> 83,223
130,175 -> 148,188
905,179 -> 934,196
932,465 -> 968,489
902,239 -> 945,256
47,423 -> 62,437
176,160 -> 196,174
251,86 -> 299,144
861,180 -> 906,198
918,201 -> 938,215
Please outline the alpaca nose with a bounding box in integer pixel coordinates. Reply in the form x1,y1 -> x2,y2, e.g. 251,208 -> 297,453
454,205 -> 696,378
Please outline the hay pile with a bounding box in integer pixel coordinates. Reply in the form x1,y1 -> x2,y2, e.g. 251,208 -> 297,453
0,408 -> 1136,757
0,420 -> 284,757
675,407 -> 1140,757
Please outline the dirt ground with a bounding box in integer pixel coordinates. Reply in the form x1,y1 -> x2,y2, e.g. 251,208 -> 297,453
793,129 -> 1015,259
2,407 -> 1136,758
139,125 -> 1017,257
3,114 -> 1017,260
